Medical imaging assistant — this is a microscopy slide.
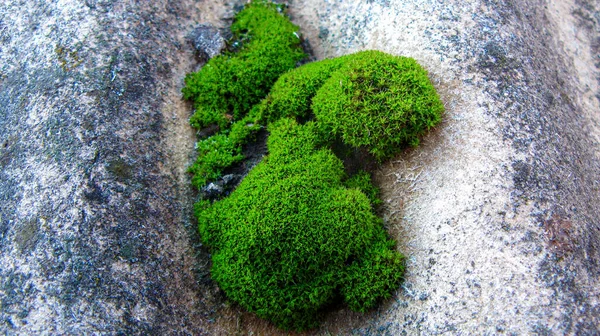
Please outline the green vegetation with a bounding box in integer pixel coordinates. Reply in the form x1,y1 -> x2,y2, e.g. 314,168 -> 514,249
197,119 -> 404,330
183,1 -> 444,331
182,0 -> 306,130
189,114 -> 261,187
264,50 -> 444,160
344,170 -> 383,207
254,56 -> 347,123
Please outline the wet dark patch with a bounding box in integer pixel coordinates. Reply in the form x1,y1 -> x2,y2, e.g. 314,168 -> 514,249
107,158 -> 134,181
14,218 -> 40,255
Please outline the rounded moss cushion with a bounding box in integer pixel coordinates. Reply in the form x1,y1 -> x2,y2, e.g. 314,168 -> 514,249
312,50 -> 444,160
197,119 -> 405,331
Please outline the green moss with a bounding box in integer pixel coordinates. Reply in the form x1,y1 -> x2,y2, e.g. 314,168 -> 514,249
182,0 -> 306,130
256,50 -> 443,161
255,56 -> 346,123
188,114 -> 262,188
184,2 -> 443,330
344,170 -> 382,207
198,119 -> 404,330
312,50 -> 444,160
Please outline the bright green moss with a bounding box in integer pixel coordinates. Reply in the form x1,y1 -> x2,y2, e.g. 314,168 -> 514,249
188,114 -> 261,188
198,119 -> 405,330
256,56 -> 347,123
344,170 -> 382,207
182,0 -> 306,130
312,50 -> 444,160
185,2 -> 443,330
259,50 -> 443,160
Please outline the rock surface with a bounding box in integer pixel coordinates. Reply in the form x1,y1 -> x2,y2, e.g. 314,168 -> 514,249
0,0 -> 599,334
0,0 -> 238,334
188,24 -> 228,61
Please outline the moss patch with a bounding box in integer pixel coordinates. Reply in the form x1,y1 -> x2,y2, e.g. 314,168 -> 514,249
197,119 -> 405,330
185,1 -> 444,331
182,0 -> 306,130
266,50 -> 444,160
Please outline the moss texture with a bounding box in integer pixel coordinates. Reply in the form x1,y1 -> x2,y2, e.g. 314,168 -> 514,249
197,119 -> 405,330
182,0 -> 306,130
185,2 -> 444,331
265,50 -> 444,160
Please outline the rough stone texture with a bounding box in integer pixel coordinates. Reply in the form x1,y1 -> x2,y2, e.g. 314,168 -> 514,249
188,24 -> 227,61
0,0 -> 238,334
1,0 -> 599,335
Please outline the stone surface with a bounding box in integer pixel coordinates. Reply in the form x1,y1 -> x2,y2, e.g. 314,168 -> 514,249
286,0 -> 600,334
0,0 -> 237,334
1,0 -> 599,334
188,24 -> 227,60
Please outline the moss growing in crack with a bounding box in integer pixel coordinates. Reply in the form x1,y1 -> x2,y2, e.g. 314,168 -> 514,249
184,2 -> 443,331
189,114 -> 262,188
197,119 -> 405,330
254,56 -> 347,123
182,0 -> 306,130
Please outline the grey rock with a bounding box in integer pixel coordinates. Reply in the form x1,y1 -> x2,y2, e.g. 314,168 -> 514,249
202,182 -> 224,198
0,0 -> 224,334
188,24 -> 227,61
221,174 -> 236,186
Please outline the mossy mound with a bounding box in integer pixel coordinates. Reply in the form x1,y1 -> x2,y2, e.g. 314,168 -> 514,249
185,3 -> 442,330
197,119 -> 405,330
262,50 -> 444,160
182,1 -> 306,130
255,56 -> 346,123
187,49 -> 443,188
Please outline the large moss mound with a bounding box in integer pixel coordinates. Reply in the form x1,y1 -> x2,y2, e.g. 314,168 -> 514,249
197,119 -> 405,330
185,2 -> 443,331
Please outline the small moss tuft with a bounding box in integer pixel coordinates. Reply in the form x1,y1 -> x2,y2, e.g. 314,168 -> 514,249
182,0 -> 306,130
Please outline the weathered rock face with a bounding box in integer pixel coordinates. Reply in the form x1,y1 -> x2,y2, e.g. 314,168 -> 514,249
0,0 -> 237,333
1,0 -> 599,335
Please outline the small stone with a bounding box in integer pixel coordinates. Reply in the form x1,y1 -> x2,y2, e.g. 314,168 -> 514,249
221,174 -> 237,186
188,24 -> 226,60
202,182 -> 224,199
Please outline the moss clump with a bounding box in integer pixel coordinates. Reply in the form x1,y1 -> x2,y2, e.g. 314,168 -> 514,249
197,119 -> 405,330
262,50 -> 443,160
312,50 -> 443,159
182,1 -> 306,130
185,3 -> 443,330
254,56 -> 346,123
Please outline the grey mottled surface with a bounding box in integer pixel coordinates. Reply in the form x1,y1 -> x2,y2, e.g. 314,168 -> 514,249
0,0 -> 233,334
1,0 -> 599,334
288,0 -> 600,334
